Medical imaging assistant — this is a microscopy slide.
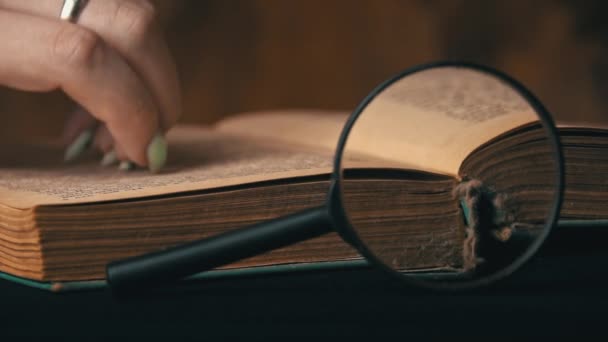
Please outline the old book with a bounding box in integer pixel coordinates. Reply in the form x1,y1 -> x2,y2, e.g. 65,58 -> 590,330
1,103 -> 607,291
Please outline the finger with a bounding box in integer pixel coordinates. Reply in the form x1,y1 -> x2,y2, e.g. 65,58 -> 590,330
62,106 -> 97,145
65,108 -> 115,155
0,0 -> 182,130
93,124 -> 114,153
81,0 -> 182,130
94,125 -> 120,167
114,143 -> 128,161
0,9 -> 160,166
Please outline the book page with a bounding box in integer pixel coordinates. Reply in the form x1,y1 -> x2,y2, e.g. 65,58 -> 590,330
215,109 -> 350,152
215,109 -> 435,172
0,126 -> 336,209
343,67 -> 539,176
217,68 -> 539,176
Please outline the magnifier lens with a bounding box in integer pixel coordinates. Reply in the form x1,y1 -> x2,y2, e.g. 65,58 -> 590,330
338,66 -> 560,286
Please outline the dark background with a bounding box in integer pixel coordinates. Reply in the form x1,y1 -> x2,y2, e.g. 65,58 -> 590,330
3,254 -> 608,338
1,0 -> 608,140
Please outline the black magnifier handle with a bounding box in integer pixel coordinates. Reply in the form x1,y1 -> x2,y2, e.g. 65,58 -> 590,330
106,206 -> 333,294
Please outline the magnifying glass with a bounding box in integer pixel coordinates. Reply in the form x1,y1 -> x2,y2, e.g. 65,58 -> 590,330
107,61 -> 563,293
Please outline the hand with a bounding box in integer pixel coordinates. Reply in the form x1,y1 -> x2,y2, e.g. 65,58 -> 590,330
0,0 -> 181,172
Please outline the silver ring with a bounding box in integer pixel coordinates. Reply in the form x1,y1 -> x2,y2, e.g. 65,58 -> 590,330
60,0 -> 88,22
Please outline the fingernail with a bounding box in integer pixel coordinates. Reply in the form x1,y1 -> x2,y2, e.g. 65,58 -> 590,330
118,161 -> 135,171
147,133 -> 167,173
100,151 -> 118,166
64,129 -> 94,162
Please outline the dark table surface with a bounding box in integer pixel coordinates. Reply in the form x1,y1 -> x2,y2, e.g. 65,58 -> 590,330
2,253 -> 608,339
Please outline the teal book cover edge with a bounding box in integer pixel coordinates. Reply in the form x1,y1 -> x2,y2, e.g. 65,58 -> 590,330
0,259 -> 371,293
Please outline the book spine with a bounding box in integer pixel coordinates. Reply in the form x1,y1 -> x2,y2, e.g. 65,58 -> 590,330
455,179 -> 534,272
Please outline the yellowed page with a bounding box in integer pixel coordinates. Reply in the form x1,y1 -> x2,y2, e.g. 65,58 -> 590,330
217,68 -> 539,176
215,109 -> 432,171
215,109 -> 350,152
0,126 -> 336,209
0,68 -> 543,209
333,68 -> 539,176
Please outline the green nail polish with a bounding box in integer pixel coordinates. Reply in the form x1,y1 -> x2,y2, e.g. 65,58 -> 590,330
64,129 -> 94,162
100,151 -> 118,166
147,133 -> 167,173
118,161 -> 134,171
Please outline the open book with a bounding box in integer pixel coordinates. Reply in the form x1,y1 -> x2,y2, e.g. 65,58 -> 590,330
1,85 -> 607,292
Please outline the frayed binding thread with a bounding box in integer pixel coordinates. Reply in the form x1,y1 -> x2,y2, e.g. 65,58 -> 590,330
453,179 -> 517,272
